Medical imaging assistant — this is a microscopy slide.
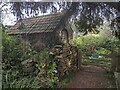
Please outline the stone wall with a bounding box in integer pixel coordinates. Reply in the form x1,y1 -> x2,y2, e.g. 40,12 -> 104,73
50,44 -> 82,77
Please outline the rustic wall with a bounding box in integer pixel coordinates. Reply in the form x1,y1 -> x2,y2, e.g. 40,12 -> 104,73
20,24 -> 73,52
21,32 -> 63,51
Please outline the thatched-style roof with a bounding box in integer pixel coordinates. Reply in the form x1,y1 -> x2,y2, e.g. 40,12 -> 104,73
8,12 -> 65,34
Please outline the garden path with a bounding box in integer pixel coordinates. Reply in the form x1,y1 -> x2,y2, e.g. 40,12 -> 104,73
65,65 -> 116,88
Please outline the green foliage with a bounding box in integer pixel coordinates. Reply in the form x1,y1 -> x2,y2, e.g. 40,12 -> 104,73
2,26 -> 60,88
95,48 -> 110,54
2,26 -> 40,89
73,34 -> 100,52
101,36 -> 120,52
99,28 -> 112,38
82,59 -> 93,65
73,33 -> 120,53
73,32 -> 120,68
2,28 -> 38,69
2,70 -> 40,89
2,25 -> 63,88
75,19 -> 100,35
2,30 -> 34,70
2,29 -> 21,70
35,50 -> 59,88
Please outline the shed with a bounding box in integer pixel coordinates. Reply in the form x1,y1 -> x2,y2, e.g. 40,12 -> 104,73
7,12 -> 73,51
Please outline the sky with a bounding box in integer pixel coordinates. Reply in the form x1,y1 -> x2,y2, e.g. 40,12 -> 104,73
1,4 -> 51,26
0,2 -> 62,26
1,8 -> 51,26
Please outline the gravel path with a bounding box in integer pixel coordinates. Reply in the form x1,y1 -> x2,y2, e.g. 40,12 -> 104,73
65,65 -> 116,88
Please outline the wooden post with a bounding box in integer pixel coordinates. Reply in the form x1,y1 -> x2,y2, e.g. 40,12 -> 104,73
111,51 -> 120,72
77,50 -> 82,70
116,52 -> 120,72
111,51 -> 116,72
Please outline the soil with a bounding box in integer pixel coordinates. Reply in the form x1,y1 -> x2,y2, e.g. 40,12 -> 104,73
65,65 -> 116,88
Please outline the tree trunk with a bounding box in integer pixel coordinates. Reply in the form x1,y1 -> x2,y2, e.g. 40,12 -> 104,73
60,2 -> 79,24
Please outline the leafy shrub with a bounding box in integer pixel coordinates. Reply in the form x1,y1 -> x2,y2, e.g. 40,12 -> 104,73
73,34 -> 101,54
2,28 -> 38,68
73,33 -> 120,53
2,30 -> 21,70
2,26 -> 60,88
73,32 -> 120,68
2,27 -> 40,88
2,70 -> 40,89
35,50 -> 59,88
95,47 -> 110,55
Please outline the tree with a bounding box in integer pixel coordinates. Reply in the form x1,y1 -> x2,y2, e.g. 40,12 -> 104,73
1,1 -> 120,38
